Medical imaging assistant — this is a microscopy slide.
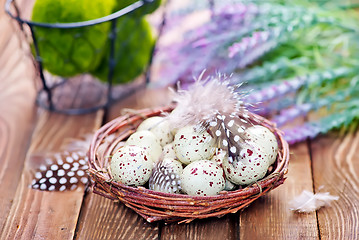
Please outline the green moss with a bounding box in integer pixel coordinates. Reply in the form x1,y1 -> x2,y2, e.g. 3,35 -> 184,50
91,17 -> 155,84
31,0 -> 117,77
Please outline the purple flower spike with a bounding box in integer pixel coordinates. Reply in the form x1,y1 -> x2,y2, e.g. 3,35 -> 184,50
245,77 -> 303,104
284,123 -> 321,145
272,103 -> 312,127
228,31 -> 270,58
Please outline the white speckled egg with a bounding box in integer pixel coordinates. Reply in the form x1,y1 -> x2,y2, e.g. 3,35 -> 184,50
222,144 -> 270,185
181,160 -> 225,196
110,145 -> 153,186
162,143 -> 177,159
137,117 -> 173,147
162,157 -> 183,173
173,126 -> 216,165
244,125 -> 278,165
125,130 -> 162,163
222,125 -> 279,185
211,148 -> 227,167
149,157 -> 183,194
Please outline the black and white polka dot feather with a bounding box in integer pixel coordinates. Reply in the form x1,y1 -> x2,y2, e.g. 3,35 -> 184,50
206,113 -> 256,163
148,160 -> 182,194
31,151 -> 89,191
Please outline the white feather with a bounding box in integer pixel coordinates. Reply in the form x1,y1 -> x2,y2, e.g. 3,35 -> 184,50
289,190 -> 339,213
167,73 -> 247,129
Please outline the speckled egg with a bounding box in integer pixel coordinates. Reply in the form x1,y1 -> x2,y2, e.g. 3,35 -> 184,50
173,126 -> 216,165
137,116 -> 173,147
125,130 -> 162,163
211,148 -> 227,167
181,160 -> 225,196
110,145 -> 153,186
148,157 -> 183,194
222,125 -> 279,185
162,143 -> 177,159
222,144 -> 271,185
244,125 -> 278,165
162,157 -> 183,173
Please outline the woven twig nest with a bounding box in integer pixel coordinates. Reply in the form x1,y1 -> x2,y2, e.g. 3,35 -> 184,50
88,105 -> 289,223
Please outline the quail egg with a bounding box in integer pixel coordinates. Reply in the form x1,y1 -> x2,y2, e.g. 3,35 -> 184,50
173,126 -> 216,165
125,130 -> 162,163
181,160 -> 225,196
137,116 -> 173,146
244,125 -> 278,165
110,145 -> 153,186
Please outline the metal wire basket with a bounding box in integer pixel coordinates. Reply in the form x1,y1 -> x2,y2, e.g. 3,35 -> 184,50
5,0 -> 166,114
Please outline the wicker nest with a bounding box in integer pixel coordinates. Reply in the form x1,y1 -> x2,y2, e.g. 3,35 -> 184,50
88,106 -> 289,223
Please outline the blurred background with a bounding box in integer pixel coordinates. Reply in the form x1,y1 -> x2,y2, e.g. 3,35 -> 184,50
2,0 -> 359,144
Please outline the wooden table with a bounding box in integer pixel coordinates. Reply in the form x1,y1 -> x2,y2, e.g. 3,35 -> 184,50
1,1 -> 359,239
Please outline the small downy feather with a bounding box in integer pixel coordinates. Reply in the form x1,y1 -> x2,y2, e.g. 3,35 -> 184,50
30,134 -> 93,191
167,72 -> 262,163
289,190 -> 339,213
167,72 -> 249,129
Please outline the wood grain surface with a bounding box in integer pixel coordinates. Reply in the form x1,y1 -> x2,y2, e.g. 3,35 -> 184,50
160,215 -> 237,240
311,133 -> 359,240
1,94 -> 103,239
0,2 -> 37,233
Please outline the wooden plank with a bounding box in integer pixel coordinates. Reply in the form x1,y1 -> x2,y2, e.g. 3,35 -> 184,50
1,80 -> 104,239
239,142 -> 319,239
0,13 -> 37,234
0,56 -> 36,234
75,194 -> 159,240
311,132 -> 359,239
75,88 -> 171,239
160,215 -> 237,240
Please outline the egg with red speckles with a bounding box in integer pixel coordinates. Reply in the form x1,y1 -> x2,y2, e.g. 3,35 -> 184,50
110,145 -> 153,186
180,160 -> 225,196
137,116 -> 173,147
222,125 -> 278,185
173,126 -> 216,165
125,130 -> 162,163
244,125 -> 278,165
211,148 -> 227,167
222,145 -> 270,185
162,143 -> 177,159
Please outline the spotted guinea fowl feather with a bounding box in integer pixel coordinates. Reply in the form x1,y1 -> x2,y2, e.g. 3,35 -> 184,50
31,151 -> 89,191
148,159 -> 182,194
31,134 -> 93,191
206,114 -> 254,163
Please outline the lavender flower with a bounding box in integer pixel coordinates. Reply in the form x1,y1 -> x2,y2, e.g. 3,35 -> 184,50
272,85 -> 358,126
284,108 -> 359,145
245,67 -> 354,104
272,103 -> 313,127
229,31 -> 270,58
228,13 -> 318,68
154,2 -> 312,86
230,57 -> 310,85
